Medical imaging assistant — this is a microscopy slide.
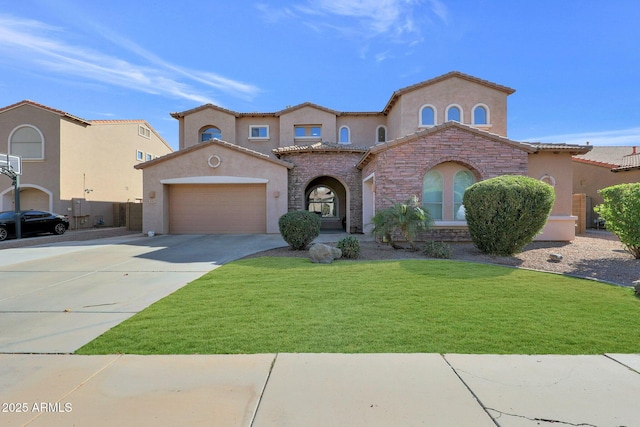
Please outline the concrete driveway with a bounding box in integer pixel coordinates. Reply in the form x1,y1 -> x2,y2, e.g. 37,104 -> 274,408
0,234 -> 287,354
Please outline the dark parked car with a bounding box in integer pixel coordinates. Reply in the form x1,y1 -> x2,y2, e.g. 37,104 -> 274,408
0,210 -> 70,241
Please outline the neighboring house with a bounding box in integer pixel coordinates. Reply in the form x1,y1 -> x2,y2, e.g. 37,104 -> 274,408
573,146 -> 640,227
137,71 -> 590,241
0,100 -> 173,227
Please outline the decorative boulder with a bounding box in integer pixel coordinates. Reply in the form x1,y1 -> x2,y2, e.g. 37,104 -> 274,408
309,243 -> 342,264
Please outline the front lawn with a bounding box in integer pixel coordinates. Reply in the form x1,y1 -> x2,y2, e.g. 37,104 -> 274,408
76,258 -> 640,355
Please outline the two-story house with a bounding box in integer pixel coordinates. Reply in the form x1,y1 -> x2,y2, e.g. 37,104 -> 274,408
0,100 -> 173,227
137,71 -> 590,240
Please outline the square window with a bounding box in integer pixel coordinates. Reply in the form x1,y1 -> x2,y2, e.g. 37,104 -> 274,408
136,150 -> 144,161
249,125 -> 269,139
146,153 -> 153,161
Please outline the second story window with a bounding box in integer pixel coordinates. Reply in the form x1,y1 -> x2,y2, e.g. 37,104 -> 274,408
376,126 -> 387,143
201,126 -> 222,142
473,105 -> 489,125
294,125 -> 321,139
339,126 -> 350,144
9,125 -> 44,160
446,105 -> 462,122
420,105 -> 436,126
249,125 -> 269,139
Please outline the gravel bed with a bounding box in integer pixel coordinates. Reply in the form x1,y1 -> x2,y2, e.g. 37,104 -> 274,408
247,232 -> 639,287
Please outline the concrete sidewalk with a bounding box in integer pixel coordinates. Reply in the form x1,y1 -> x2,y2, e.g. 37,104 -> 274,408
1,353 -> 639,426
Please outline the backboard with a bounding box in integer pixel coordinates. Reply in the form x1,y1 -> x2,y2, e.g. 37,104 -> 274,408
0,153 -> 21,175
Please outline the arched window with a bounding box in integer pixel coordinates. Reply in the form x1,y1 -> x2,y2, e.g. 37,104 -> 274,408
9,125 -> 44,159
419,105 -> 435,126
339,126 -> 350,144
472,105 -> 489,125
201,126 -> 222,142
376,126 -> 387,143
422,170 -> 443,220
446,105 -> 462,122
307,186 -> 337,218
453,170 -> 475,221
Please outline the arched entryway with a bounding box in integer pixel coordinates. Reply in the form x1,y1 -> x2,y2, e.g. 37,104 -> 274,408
305,176 -> 347,231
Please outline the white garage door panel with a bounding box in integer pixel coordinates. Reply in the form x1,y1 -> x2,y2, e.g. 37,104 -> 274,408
169,184 -> 266,234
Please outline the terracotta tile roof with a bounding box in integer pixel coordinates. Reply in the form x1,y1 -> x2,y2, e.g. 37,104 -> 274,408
614,152 -> 640,172
273,141 -> 369,157
135,138 -> 293,170
382,71 -> 516,114
572,146 -> 640,171
525,142 -> 592,155
0,100 -> 90,125
90,119 -> 147,124
355,122 -> 591,169
171,71 -> 514,120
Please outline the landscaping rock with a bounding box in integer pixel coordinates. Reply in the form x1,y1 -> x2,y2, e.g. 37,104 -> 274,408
549,253 -> 563,262
309,243 -> 342,264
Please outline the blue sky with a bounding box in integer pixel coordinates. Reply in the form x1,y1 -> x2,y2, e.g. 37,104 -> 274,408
1,0 -> 639,150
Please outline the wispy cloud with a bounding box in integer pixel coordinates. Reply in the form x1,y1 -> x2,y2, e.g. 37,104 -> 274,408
256,0 -> 449,60
0,14 -> 259,105
524,127 -> 640,146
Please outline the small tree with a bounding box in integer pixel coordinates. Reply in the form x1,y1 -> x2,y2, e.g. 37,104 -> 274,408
463,175 -> 555,256
370,196 -> 432,250
278,210 -> 321,250
594,183 -> 640,259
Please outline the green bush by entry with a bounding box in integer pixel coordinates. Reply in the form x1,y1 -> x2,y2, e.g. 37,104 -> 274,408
337,236 -> 361,259
594,183 -> 640,259
463,175 -> 555,256
278,210 -> 321,250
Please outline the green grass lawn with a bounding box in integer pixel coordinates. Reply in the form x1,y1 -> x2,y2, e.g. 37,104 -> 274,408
76,258 -> 640,355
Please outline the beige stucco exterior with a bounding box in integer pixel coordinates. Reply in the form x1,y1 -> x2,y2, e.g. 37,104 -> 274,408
0,101 -> 172,226
136,139 -> 291,234
153,71 -> 589,240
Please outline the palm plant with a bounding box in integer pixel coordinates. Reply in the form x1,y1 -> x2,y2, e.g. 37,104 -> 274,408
370,195 -> 432,250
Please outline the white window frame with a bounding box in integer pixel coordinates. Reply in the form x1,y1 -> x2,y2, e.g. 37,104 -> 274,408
249,125 -> 270,140
146,153 -> 153,161
338,126 -> 351,144
419,104 -> 437,127
136,150 -> 144,161
445,104 -> 464,123
8,124 -> 45,160
472,103 -> 491,127
138,125 -> 151,139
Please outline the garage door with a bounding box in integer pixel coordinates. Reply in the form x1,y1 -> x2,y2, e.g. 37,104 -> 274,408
169,184 -> 266,234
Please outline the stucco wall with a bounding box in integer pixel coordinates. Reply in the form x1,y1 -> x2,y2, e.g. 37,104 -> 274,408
527,151 -> 574,216
336,115 -> 386,146
140,141 -> 289,234
180,107 -> 237,150
279,151 -> 364,233
0,104 -> 62,211
386,76 -> 509,140
278,107 -> 337,147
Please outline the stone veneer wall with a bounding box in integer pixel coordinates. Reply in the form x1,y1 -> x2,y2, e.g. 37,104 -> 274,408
362,127 -> 530,212
279,151 -> 364,233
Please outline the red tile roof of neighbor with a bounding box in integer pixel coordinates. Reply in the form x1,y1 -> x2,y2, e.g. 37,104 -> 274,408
0,100 -> 91,125
572,146 -> 640,171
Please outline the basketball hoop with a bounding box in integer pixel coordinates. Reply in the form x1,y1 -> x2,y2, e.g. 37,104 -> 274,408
0,153 -> 21,177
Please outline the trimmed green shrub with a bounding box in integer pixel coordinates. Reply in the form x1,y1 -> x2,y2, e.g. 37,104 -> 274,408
337,236 -> 360,259
463,175 -> 555,256
422,240 -> 453,259
594,183 -> 640,259
370,195 -> 432,250
278,210 -> 321,250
